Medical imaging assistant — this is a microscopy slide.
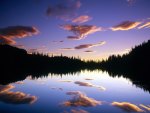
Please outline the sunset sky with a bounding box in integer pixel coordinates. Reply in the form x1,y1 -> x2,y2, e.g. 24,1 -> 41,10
0,0 -> 150,60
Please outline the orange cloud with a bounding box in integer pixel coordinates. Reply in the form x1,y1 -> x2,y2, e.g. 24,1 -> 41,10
111,21 -> 141,31
0,85 -> 15,93
60,24 -> 102,40
63,91 -> 101,107
14,81 -> 24,84
0,91 -> 37,104
72,15 -> 91,23
63,109 -> 89,113
111,102 -> 144,112
139,104 -> 150,111
0,85 -> 37,104
138,22 -> 150,29
46,0 -> 81,20
0,26 -> 39,44
74,41 -> 106,49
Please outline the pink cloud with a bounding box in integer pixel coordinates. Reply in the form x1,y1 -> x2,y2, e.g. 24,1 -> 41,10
0,26 -> 39,45
72,15 -> 91,23
74,41 -> 106,49
111,21 -> 141,31
138,22 -> 150,29
60,24 -> 102,40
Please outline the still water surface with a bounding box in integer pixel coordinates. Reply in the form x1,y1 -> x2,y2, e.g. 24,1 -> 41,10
0,70 -> 150,113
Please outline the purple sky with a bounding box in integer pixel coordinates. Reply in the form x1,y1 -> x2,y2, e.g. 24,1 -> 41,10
0,0 -> 150,60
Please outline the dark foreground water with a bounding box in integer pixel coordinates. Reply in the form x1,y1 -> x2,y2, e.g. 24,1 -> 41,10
0,70 -> 150,113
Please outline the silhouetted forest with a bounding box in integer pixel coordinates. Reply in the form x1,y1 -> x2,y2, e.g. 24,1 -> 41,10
99,40 -> 150,72
99,40 -> 150,92
0,40 -> 150,92
0,44 -> 97,84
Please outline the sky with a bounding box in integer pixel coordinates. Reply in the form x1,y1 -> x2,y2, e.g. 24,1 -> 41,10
0,0 -> 150,60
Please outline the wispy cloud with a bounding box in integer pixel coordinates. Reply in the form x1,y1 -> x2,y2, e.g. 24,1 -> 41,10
53,40 -> 64,43
84,50 -> 95,53
111,102 -> 144,112
60,24 -> 102,40
111,21 -> 141,31
74,41 -> 106,49
59,80 -> 73,82
62,91 -> 101,107
46,0 -> 81,20
62,109 -> 89,113
74,81 -> 106,91
50,87 -> 63,91
126,0 -> 136,6
60,41 -> 105,51
0,85 -> 37,104
72,15 -> 91,23
74,81 -> 93,87
0,26 -> 39,44
138,22 -> 150,29
85,78 -> 94,80
59,48 -> 75,51
67,36 -> 81,40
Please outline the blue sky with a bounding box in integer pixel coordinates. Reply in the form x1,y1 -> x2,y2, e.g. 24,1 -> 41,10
0,0 -> 150,60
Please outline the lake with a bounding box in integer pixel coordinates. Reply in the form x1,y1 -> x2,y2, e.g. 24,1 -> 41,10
0,70 -> 150,113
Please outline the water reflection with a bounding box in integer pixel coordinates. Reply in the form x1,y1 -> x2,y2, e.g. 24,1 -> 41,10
0,70 -> 150,113
62,109 -> 89,113
140,104 -> 150,111
62,91 -> 102,107
1,69 -> 150,94
111,102 -> 144,112
0,85 -> 37,104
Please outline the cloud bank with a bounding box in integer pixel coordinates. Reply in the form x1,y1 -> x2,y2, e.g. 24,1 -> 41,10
46,0 -> 81,20
0,26 -> 39,44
